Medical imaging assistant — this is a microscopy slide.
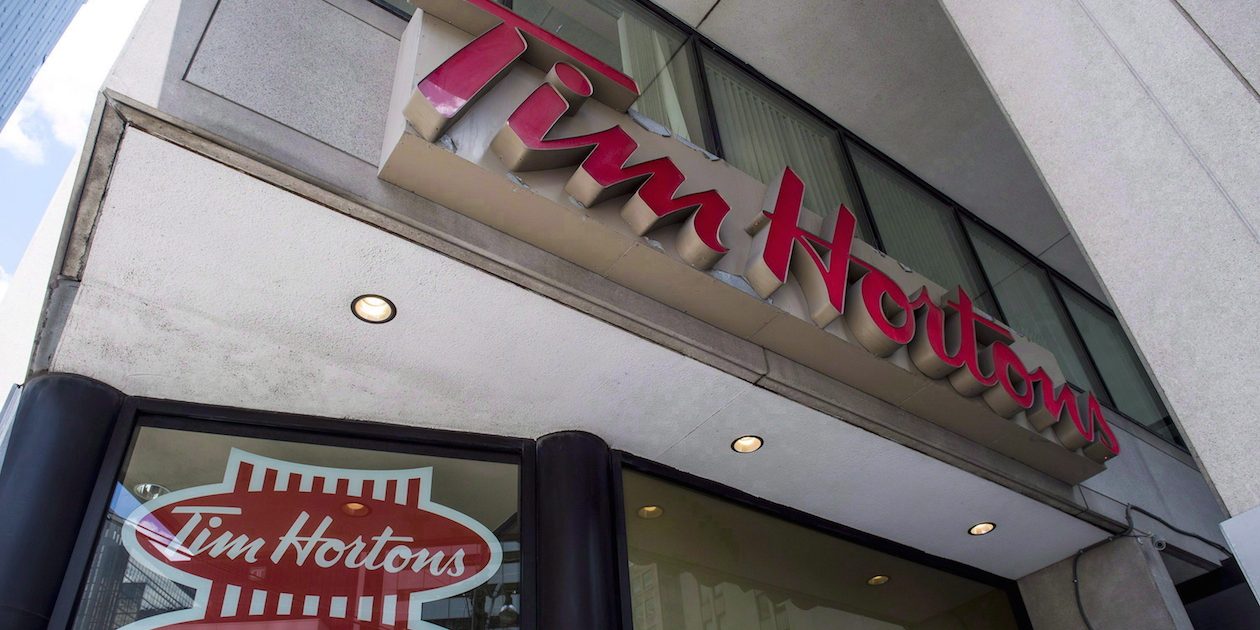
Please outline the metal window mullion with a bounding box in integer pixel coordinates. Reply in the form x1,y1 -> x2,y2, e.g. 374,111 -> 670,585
691,39 -> 726,158
839,135 -> 885,252
1048,274 -> 1118,409
954,209 -> 1009,325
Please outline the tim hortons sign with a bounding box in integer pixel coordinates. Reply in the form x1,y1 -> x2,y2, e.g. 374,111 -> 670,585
379,0 -> 1120,483
121,449 -> 502,629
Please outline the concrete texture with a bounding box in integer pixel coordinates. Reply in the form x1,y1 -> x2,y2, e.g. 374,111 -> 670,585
938,0 -> 1260,517
1019,536 -> 1192,629
54,130 -> 753,459
1174,0 -> 1260,96
186,0 -> 398,163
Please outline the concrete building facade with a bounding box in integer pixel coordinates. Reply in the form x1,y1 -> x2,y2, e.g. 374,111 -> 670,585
0,0 -> 1256,628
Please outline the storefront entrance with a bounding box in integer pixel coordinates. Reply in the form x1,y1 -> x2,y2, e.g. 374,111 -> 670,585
7,375 -> 1029,629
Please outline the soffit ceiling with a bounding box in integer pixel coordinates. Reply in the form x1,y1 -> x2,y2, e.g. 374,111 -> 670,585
651,0 -> 1106,300
52,129 -> 1110,582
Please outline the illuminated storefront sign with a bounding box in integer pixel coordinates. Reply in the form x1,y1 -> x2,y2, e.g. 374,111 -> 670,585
121,449 -> 503,629
380,0 -> 1118,482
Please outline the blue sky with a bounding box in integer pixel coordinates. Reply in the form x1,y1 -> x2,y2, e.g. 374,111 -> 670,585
0,0 -> 146,301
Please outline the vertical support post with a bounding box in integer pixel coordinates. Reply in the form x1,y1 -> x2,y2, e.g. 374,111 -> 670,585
0,374 -> 123,629
1019,536 -> 1193,629
535,431 -> 622,629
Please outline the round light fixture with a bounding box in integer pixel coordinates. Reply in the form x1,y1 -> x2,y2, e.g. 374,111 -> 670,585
968,522 -> 997,536
133,482 -> 170,502
341,501 -> 372,517
637,505 -> 664,519
352,294 -> 396,324
731,435 -> 764,453
867,575 -> 890,586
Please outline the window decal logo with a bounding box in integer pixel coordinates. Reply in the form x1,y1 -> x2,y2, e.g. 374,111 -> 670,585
119,449 -> 504,629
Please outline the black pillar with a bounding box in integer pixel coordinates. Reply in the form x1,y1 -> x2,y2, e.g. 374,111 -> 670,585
0,373 -> 123,630
535,431 -> 622,630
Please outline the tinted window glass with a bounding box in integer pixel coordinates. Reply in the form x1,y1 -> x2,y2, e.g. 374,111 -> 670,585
73,425 -> 523,629
849,145 -> 996,314
507,0 -> 710,147
966,222 -> 1103,394
1059,284 -> 1180,445
624,470 -> 1021,630
703,52 -> 871,240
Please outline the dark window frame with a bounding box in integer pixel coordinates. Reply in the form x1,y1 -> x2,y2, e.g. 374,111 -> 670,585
49,397 -> 540,630
366,0 -> 1182,449
611,451 -> 1035,630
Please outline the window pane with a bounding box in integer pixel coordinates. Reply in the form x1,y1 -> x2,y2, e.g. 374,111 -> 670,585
1059,284 -> 1180,445
849,145 -> 996,313
703,52 -> 871,240
965,222 -> 1103,394
73,425 -> 522,629
508,0 -> 709,147
624,470 -> 1020,629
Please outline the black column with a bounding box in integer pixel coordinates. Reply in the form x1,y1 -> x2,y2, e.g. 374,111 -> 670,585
535,431 -> 622,630
0,373 -> 123,630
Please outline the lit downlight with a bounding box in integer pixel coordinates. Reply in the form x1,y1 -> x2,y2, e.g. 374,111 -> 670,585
969,522 -> 997,536
352,294 -> 396,324
867,575 -> 890,586
637,505 -> 665,519
731,435 -> 764,453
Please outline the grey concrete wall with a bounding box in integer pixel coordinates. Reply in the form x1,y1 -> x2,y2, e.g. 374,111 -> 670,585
1173,0 -> 1260,97
1019,536 -> 1192,629
70,0 -> 1231,572
937,0 -> 1260,519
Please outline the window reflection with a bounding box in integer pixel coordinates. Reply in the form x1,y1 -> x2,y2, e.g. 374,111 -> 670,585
965,221 -> 1104,394
849,145 -> 996,315
506,0 -> 709,146
623,470 -> 1020,630
1058,284 -> 1178,445
73,426 -> 523,630
704,52 -> 869,239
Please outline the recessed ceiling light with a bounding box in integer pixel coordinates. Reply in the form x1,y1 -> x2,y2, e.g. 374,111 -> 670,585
352,294 -> 396,323
731,435 -> 764,453
969,522 -> 997,536
637,505 -> 664,519
867,575 -> 890,586
342,501 -> 372,517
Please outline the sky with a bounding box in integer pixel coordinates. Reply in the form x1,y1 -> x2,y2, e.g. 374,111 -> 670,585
0,0 -> 148,304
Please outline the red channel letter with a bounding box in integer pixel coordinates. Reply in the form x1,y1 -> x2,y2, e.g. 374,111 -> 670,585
493,63 -> 731,267
410,0 -> 638,141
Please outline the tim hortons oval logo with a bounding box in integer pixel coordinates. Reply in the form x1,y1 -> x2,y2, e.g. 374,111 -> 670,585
120,449 -> 503,629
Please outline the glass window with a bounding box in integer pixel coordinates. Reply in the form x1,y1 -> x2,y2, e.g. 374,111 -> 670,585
72,424 -> 523,629
505,0 -> 710,147
623,470 -> 1022,630
849,144 -> 996,314
965,221 -> 1104,394
702,52 -> 872,240
1058,284 -> 1181,445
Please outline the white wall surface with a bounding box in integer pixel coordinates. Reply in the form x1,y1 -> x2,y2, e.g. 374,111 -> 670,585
937,0 -> 1260,517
